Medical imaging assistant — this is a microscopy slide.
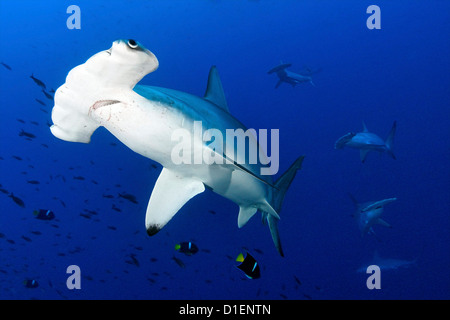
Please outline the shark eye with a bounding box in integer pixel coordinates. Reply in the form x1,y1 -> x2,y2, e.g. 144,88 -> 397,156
128,39 -> 138,49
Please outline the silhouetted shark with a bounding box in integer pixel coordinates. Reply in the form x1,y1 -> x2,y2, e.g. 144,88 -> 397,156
335,121 -> 396,163
267,63 -> 320,88
357,251 -> 417,272
349,193 -> 396,237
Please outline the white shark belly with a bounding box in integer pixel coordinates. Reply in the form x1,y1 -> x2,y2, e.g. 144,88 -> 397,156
90,87 -> 270,208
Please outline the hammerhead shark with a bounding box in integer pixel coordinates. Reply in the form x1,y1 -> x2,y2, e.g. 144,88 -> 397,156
349,193 -> 396,237
50,39 -> 305,256
357,251 -> 417,272
267,63 -> 320,88
335,121 -> 397,163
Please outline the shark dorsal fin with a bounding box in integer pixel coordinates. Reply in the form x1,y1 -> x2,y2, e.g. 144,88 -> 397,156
362,121 -> 369,132
204,66 -> 229,113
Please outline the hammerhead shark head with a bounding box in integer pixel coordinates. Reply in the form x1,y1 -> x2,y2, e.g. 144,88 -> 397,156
267,63 -> 319,88
335,121 -> 397,163
50,39 -> 305,256
349,193 -> 396,237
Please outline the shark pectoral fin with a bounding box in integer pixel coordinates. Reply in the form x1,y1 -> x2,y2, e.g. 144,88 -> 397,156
275,79 -> 283,89
376,218 -> 392,228
360,149 -> 370,163
145,168 -> 205,236
237,206 -> 258,228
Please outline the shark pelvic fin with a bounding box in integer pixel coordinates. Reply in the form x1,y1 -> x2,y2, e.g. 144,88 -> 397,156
238,206 -> 258,228
204,66 -> 229,113
145,168 -> 205,236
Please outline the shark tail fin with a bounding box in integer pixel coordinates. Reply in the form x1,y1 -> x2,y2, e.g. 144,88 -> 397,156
264,155 -> 305,257
385,121 -> 397,160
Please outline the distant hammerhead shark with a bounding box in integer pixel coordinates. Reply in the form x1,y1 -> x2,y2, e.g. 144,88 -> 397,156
349,193 -> 397,238
267,63 -> 320,88
357,251 -> 417,273
49,39 -> 305,256
335,121 -> 397,163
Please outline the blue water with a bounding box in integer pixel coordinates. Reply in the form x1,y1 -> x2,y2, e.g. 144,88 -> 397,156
0,0 -> 449,300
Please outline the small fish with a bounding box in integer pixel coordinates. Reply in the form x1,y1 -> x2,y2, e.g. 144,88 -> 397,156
35,98 -> 46,106
1,62 -> 11,70
79,213 -> 91,219
73,176 -> 85,180
30,74 -> 46,89
171,256 -> 185,268
21,235 -> 32,242
175,241 -> 199,256
102,194 -> 115,199
84,209 -> 98,215
42,89 -> 54,100
12,155 -> 22,161
27,180 -> 40,185
118,192 -> 138,204
9,193 -> 25,208
236,252 -> 260,279
294,275 -> 302,286
23,279 -> 39,288
33,209 -> 55,221
16,118 -> 25,123
112,204 -> 121,212
127,254 -> 140,267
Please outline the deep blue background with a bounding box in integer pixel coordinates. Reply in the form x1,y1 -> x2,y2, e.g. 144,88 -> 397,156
0,0 -> 449,299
